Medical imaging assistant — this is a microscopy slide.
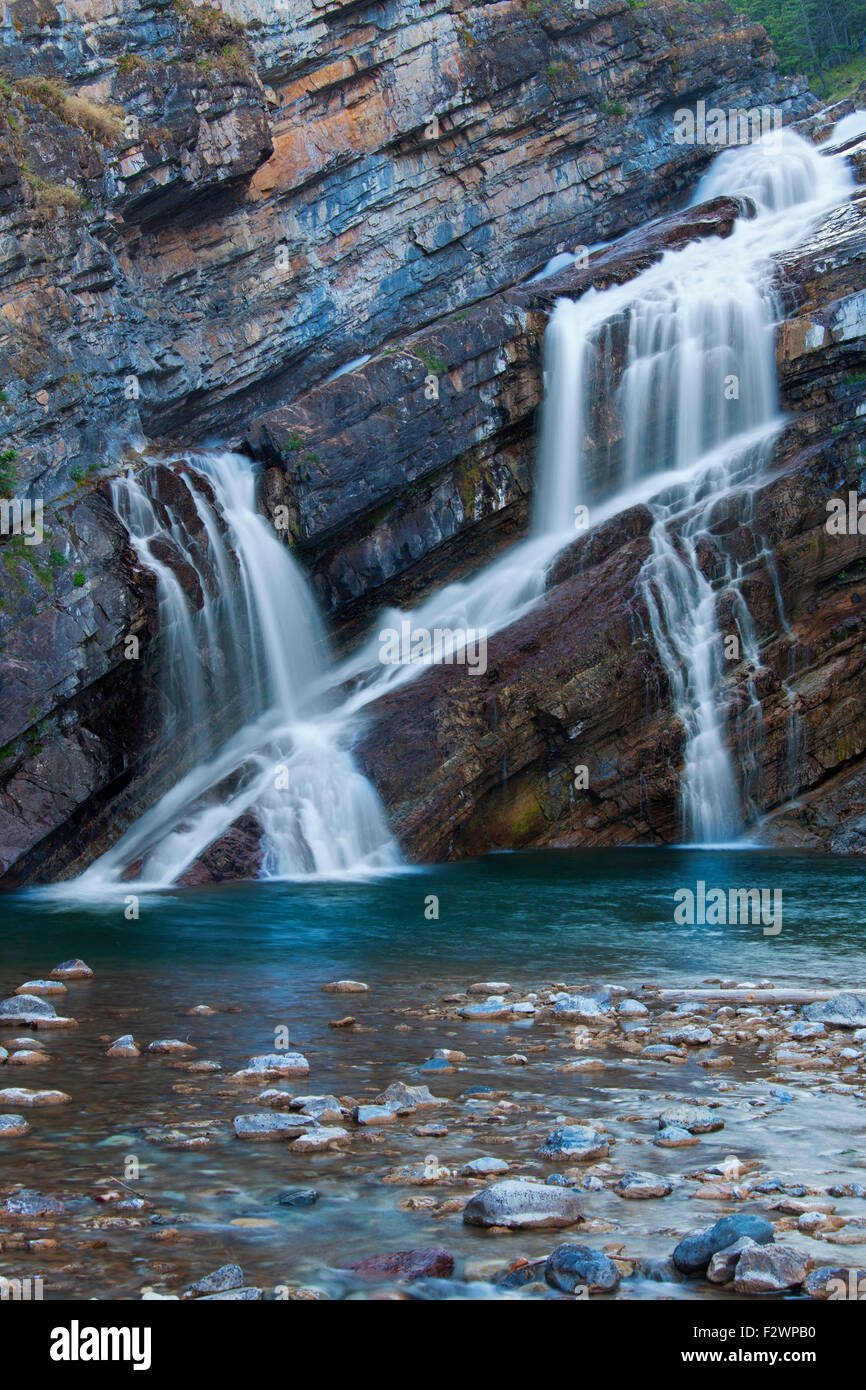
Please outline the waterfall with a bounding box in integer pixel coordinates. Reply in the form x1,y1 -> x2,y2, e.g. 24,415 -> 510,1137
74,123 -> 857,888
77,451 -> 398,890
534,128 -> 854,841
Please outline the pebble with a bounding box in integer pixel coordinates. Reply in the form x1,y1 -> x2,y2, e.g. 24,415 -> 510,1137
461,1156 -> 510,1176
463,1179 -> 584,1230
655,1125 -> 699,1149
0,1087 -> 70,1106
233,1052 -> 309,1079
233,1112 -> 313,1140
0,1113 -> 29,1136
2,1189 -> 65,1217
289,1126 -> 350,1153
147,1039 -> 196,1055
354,1105 -> 397,1126
803,992 -> 866,1028
7,1049 -> 49,1066
374,1082 -> 441,1113
459,997 -> 515,1019
554,995 -> 611,1022
615,1171 -> 675,1200
0,995 -> 76,1028
538,1125 -> 612,1162
184,1263 -> 244,1298
657,1103 -> 724,1134
49,959 -> 93,980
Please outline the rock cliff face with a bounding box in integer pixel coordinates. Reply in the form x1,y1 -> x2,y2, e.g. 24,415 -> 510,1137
355,135 -> 866,861
2,0 -> 858,885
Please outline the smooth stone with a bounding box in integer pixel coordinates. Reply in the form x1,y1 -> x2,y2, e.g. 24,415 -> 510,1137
354,1104 -> 397,1126
187,1005 -> 216,1015
433,1049 -> 467,1062
538,1125 -> 611,1162
419,1057 -> 455,1073
673,1214 -> 775,1274
288,1126 -> 349,1153
185,1263 -> 244,1297
663,1027 -> 714,1046
0,1087 -> 70,1106
291,1095 -> 342,1123
147,1040 -> 196,1055
277,1188 -> 319,1208
642,1044 -> 683,1058
467,982 -> 512,995
15,980 -> 66,996
706,1236 -> 758,1285
732,1245 -> 807,1294
658,1103 -> 724,1134
545,1243 -> 620,1294
803,992 -> 866,1028
342,1246 -> 455,1281
107,1035 -> 140,1058
235,1052 -> 309,1078
461,1156 -> 510,1176
0,994 -> 56,1020
615,1171 -> 675,1199
463,1179 -> 583,1230
619,999 -> 649,1016
322,980 -> 369,993
554,995 -> 611,1022
459,997 -> 514,1019
3,1189 -> 65,1216
7,1050 -> 49,1066
803,1265 -> 865,1299
374,1082 -> 441,1113
655,1125 -> 700,1149
233,1112 -> 313,1140
0,1114 -> 29,1136
49,959 -> 93,979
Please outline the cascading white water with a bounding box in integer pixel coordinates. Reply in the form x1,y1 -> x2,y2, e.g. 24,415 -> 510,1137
74,120 -> 859,887
77,451 -> 398,890
533,127 -> 855,842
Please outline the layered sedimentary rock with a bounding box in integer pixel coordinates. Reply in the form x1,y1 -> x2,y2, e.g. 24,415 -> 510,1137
355,136 -> 866,861
0,0 -> 813,882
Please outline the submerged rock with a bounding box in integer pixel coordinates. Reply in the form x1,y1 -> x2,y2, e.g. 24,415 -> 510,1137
0,1087 -> 71,1106
106,1035 -> 140,1058
233,1112 -> 312,1141
0,1114 -> 29,1136
2,1189 -> 65,1217
234,1052 -> 310,1079
463,1179 -> 583,1230
322,980 -> 369,994
342,1246 -> 455,1282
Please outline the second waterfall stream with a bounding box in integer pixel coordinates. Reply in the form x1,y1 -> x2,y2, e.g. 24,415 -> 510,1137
77,124 -> 856,889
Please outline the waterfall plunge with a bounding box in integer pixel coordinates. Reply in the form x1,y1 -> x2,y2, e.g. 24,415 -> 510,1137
77,452 -> 398,890
535,128 -> 854,842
